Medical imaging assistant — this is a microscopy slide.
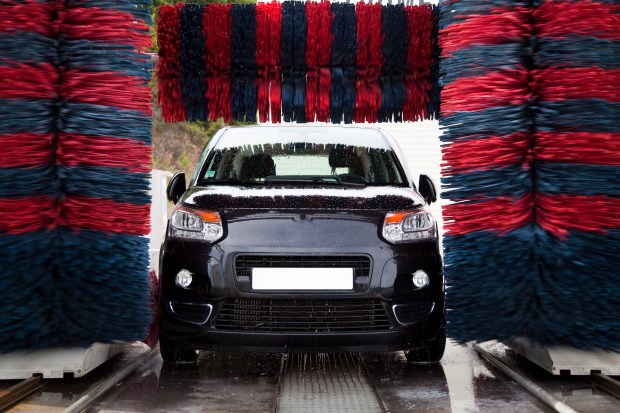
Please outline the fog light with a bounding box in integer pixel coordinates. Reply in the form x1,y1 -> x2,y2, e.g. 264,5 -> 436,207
175,269 -> 193,288
412,270 -> 429,288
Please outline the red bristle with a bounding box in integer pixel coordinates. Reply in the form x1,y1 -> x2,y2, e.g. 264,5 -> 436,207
440,68 -> 531,115
535,132 -> 620,166
256,3 -> 271,123
0,133 -> 53,168
354,3 -> 383,123
0,1 -> 57,37
60,70 -> 152,114
316,2 -> 331,123
0,197 -> 56,234
537,195 -> 620,239
534,0 -> 620,40
56,134 -> 152,172
63,196 -> 151,235
443,195 -> 534,236
267,2 -> 282,123
157,4 -> 185,122
535,67 -> 620,102
305,1 -> 320,122
0,63 -> 58,100
439,7 -> 531,57
403,5 -> 433,122
62,7 -> 151,48
442,133 -> 530,173
204,3 -> 232,122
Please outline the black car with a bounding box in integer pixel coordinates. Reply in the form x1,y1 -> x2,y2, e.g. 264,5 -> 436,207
159,125 -> 445,364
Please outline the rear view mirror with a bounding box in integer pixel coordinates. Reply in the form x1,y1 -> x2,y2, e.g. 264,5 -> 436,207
166,172 -> 186,204
418,175 -> 437,205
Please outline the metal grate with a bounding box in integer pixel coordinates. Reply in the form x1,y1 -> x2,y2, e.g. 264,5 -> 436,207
215,299 -> 390,332
235,255 -> 371,278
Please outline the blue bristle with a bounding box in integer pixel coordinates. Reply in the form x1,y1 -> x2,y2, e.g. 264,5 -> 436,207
231,4 -> 257,123
440,104 -> 531,140
535,37 -> 620,69
59,167 -> 151,204
0,33 -> 58,65
442,165 -> 532,200
59,102 -> 152,144
60,39 -> 151,79
536,100 -> 620,133
440,43 -> 525,85
537,163 -> 620,197
379,4 -> 408,123
0,229 -> 151,353
428,5 -> 441,119
342,5 -> 357,124
180,4 -> 207,122
329,3 -> 356,124
0,166 -> 58,198
0,99 -> 55,135
330,67 -> 344,124
281,1 -> 295,122
291,2 -> 306,123
444,226 -> 620,350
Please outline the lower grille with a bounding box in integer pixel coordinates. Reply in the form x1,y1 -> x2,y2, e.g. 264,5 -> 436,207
215,299 -> 391,332
235,255 -> 371,277
392,302 -> 434,326
169,302 -> 212,325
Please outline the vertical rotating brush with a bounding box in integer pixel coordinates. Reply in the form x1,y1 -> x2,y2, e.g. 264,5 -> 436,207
439,0 -> 620,350
0,0 -> 153,352
0,0 -> 60,351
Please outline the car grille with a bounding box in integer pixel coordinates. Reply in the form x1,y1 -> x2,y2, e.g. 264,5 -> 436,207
235,255 -> 371,277
215,299 -> 391,332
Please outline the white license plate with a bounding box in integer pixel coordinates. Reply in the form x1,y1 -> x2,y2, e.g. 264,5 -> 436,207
251,268 -> 353,290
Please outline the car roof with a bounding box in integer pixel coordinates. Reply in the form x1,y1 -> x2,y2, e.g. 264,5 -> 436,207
214,125 -> 394,150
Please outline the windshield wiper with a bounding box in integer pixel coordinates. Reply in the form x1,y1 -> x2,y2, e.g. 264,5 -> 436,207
263,176 -> 365,187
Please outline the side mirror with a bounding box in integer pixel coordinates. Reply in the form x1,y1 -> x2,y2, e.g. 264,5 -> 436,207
166,172 -> 186,204
418,174 -> 437,205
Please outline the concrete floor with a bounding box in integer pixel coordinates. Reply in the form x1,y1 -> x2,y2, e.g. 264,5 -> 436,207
4,340 -> 618,413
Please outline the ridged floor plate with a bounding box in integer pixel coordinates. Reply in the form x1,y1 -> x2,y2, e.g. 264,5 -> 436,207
276,353 -> 383,413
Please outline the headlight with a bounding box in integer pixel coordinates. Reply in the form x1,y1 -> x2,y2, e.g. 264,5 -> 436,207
382,210 -> 436,243
169,206 -> 224,242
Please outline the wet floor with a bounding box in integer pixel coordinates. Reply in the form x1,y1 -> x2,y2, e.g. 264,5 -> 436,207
4,340 -> 619,413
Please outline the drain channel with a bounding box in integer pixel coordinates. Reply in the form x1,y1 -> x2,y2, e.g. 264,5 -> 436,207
276,353 -> 383,413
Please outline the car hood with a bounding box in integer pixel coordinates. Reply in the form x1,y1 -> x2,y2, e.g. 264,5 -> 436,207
182,186 -> 426,211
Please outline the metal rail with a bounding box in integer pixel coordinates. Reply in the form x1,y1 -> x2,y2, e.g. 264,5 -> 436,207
474,343 -> 580,413
591,372 -> 620,400
0,376 -> 44,411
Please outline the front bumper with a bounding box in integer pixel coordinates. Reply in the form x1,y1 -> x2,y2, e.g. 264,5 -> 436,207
159,213 -> 444,353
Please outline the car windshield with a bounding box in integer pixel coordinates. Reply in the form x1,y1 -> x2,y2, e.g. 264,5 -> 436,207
197,141 -> 407,187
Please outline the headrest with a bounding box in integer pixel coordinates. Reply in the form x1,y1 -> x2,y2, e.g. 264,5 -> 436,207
241,153 -> 276,179
328,145 -> 349,168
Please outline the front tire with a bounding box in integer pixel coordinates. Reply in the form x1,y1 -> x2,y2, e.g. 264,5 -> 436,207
159,336 -> 198,365
405,329 -> 446,364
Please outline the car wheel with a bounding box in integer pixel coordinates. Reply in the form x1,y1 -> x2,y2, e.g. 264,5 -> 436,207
405,329 -> 446,364
159,336 -> 198,365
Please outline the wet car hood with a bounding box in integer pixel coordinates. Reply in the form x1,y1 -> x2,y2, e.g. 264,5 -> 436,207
182,186 -> 426,211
